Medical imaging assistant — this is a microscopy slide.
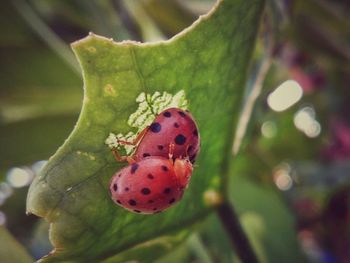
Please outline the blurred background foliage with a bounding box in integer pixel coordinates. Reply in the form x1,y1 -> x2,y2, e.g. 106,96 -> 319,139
1,0 -> 350,262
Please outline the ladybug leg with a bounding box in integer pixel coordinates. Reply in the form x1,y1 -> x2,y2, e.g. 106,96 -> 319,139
111,127 -> 148,164
126,156 -> 136,164
111,148 -> 136,164
168,143 -> 175,160
116,126 -> 149,146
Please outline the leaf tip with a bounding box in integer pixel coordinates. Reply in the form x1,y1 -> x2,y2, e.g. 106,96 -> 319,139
70,31 -> 100,51
26,174 -> 63,221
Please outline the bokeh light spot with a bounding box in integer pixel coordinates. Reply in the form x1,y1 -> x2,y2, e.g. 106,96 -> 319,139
6,167 -> 33,188
261,121 -> 277,138
294,107 -> 321,138
273,163 -> 293,191
267,80 -> 303,112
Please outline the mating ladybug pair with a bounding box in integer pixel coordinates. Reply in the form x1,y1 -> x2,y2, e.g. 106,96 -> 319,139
109,108 -> 200,214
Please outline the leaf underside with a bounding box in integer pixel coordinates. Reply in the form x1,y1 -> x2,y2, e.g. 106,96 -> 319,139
26,0 -> 264,261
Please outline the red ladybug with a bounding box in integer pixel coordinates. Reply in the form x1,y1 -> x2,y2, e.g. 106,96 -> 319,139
110,156 -> 193,214
115,108 -> 200,163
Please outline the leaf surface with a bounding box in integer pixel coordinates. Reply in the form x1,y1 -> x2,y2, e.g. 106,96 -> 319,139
27,0 -> 264,261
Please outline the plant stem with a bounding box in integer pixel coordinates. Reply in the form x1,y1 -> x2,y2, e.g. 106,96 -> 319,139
217,201 -> 259,263
232,12 -> 273,156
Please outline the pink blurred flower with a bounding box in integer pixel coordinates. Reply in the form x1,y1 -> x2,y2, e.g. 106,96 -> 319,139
276,43 -> 326,93
322,119 -> 350,161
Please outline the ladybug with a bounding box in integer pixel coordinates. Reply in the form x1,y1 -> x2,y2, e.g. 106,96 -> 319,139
110,156 -> 193,214
115,108 -> 200,163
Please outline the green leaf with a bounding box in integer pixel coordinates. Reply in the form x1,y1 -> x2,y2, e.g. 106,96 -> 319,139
101,229 -> 190,263
0,227 -> 33,263
27,0 -> 264,261
229,175 -> 306,263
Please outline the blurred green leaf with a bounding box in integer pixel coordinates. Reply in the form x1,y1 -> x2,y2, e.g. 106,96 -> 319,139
102,229 -> 190,263
0,47 -> 80,89
0,47 -> 82,123
0,115 -> 77,174
139,0 -> 197,36
0,227 -> 33,263
191,164 -> 307,263
199,214 -> 235,263
0,2 -> 36,46
229,173 -> 306,263
154,241 -> 192,263
27,0 -> 264,261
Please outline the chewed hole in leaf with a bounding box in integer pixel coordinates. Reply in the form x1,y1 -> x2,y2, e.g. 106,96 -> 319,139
105,90 -> 188,154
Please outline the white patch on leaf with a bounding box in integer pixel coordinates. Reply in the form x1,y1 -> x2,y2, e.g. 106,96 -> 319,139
105,133 -> 119,149
105,90 -> 188,154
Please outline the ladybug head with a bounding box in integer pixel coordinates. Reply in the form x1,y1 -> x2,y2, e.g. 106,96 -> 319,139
173,158 -> 193,188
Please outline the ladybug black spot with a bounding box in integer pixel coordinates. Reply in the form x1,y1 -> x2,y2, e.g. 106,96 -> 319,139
117,200 -> 122,204
157,145 -> 164,150
163,111 -> 171,117
128,199 -> 137,206
161,165 -> 168,172
169,198 -> 176,204
178,111 -> 186,117
147,174 -> 154,179
193,129 -> 198,137
125,187 -> 129,191
113,184 -> 118,191
131,163 -> 139,174
141,188 -> 151,195
175,134 -> 186,145
163,188 -> 171,194
133,210 -> 141,213
148,200 -> 154,203
153,207 -> 158,211
143,153 -> 151,158
174,122 -> 180,128
150,122 -> 161,133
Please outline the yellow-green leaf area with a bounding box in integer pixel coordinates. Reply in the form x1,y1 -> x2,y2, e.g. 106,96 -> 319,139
27,0 -> 264,261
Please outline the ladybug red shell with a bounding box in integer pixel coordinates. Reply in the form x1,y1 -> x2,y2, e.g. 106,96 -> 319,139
110,156 -> 193,214
133,108 -> 200,163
